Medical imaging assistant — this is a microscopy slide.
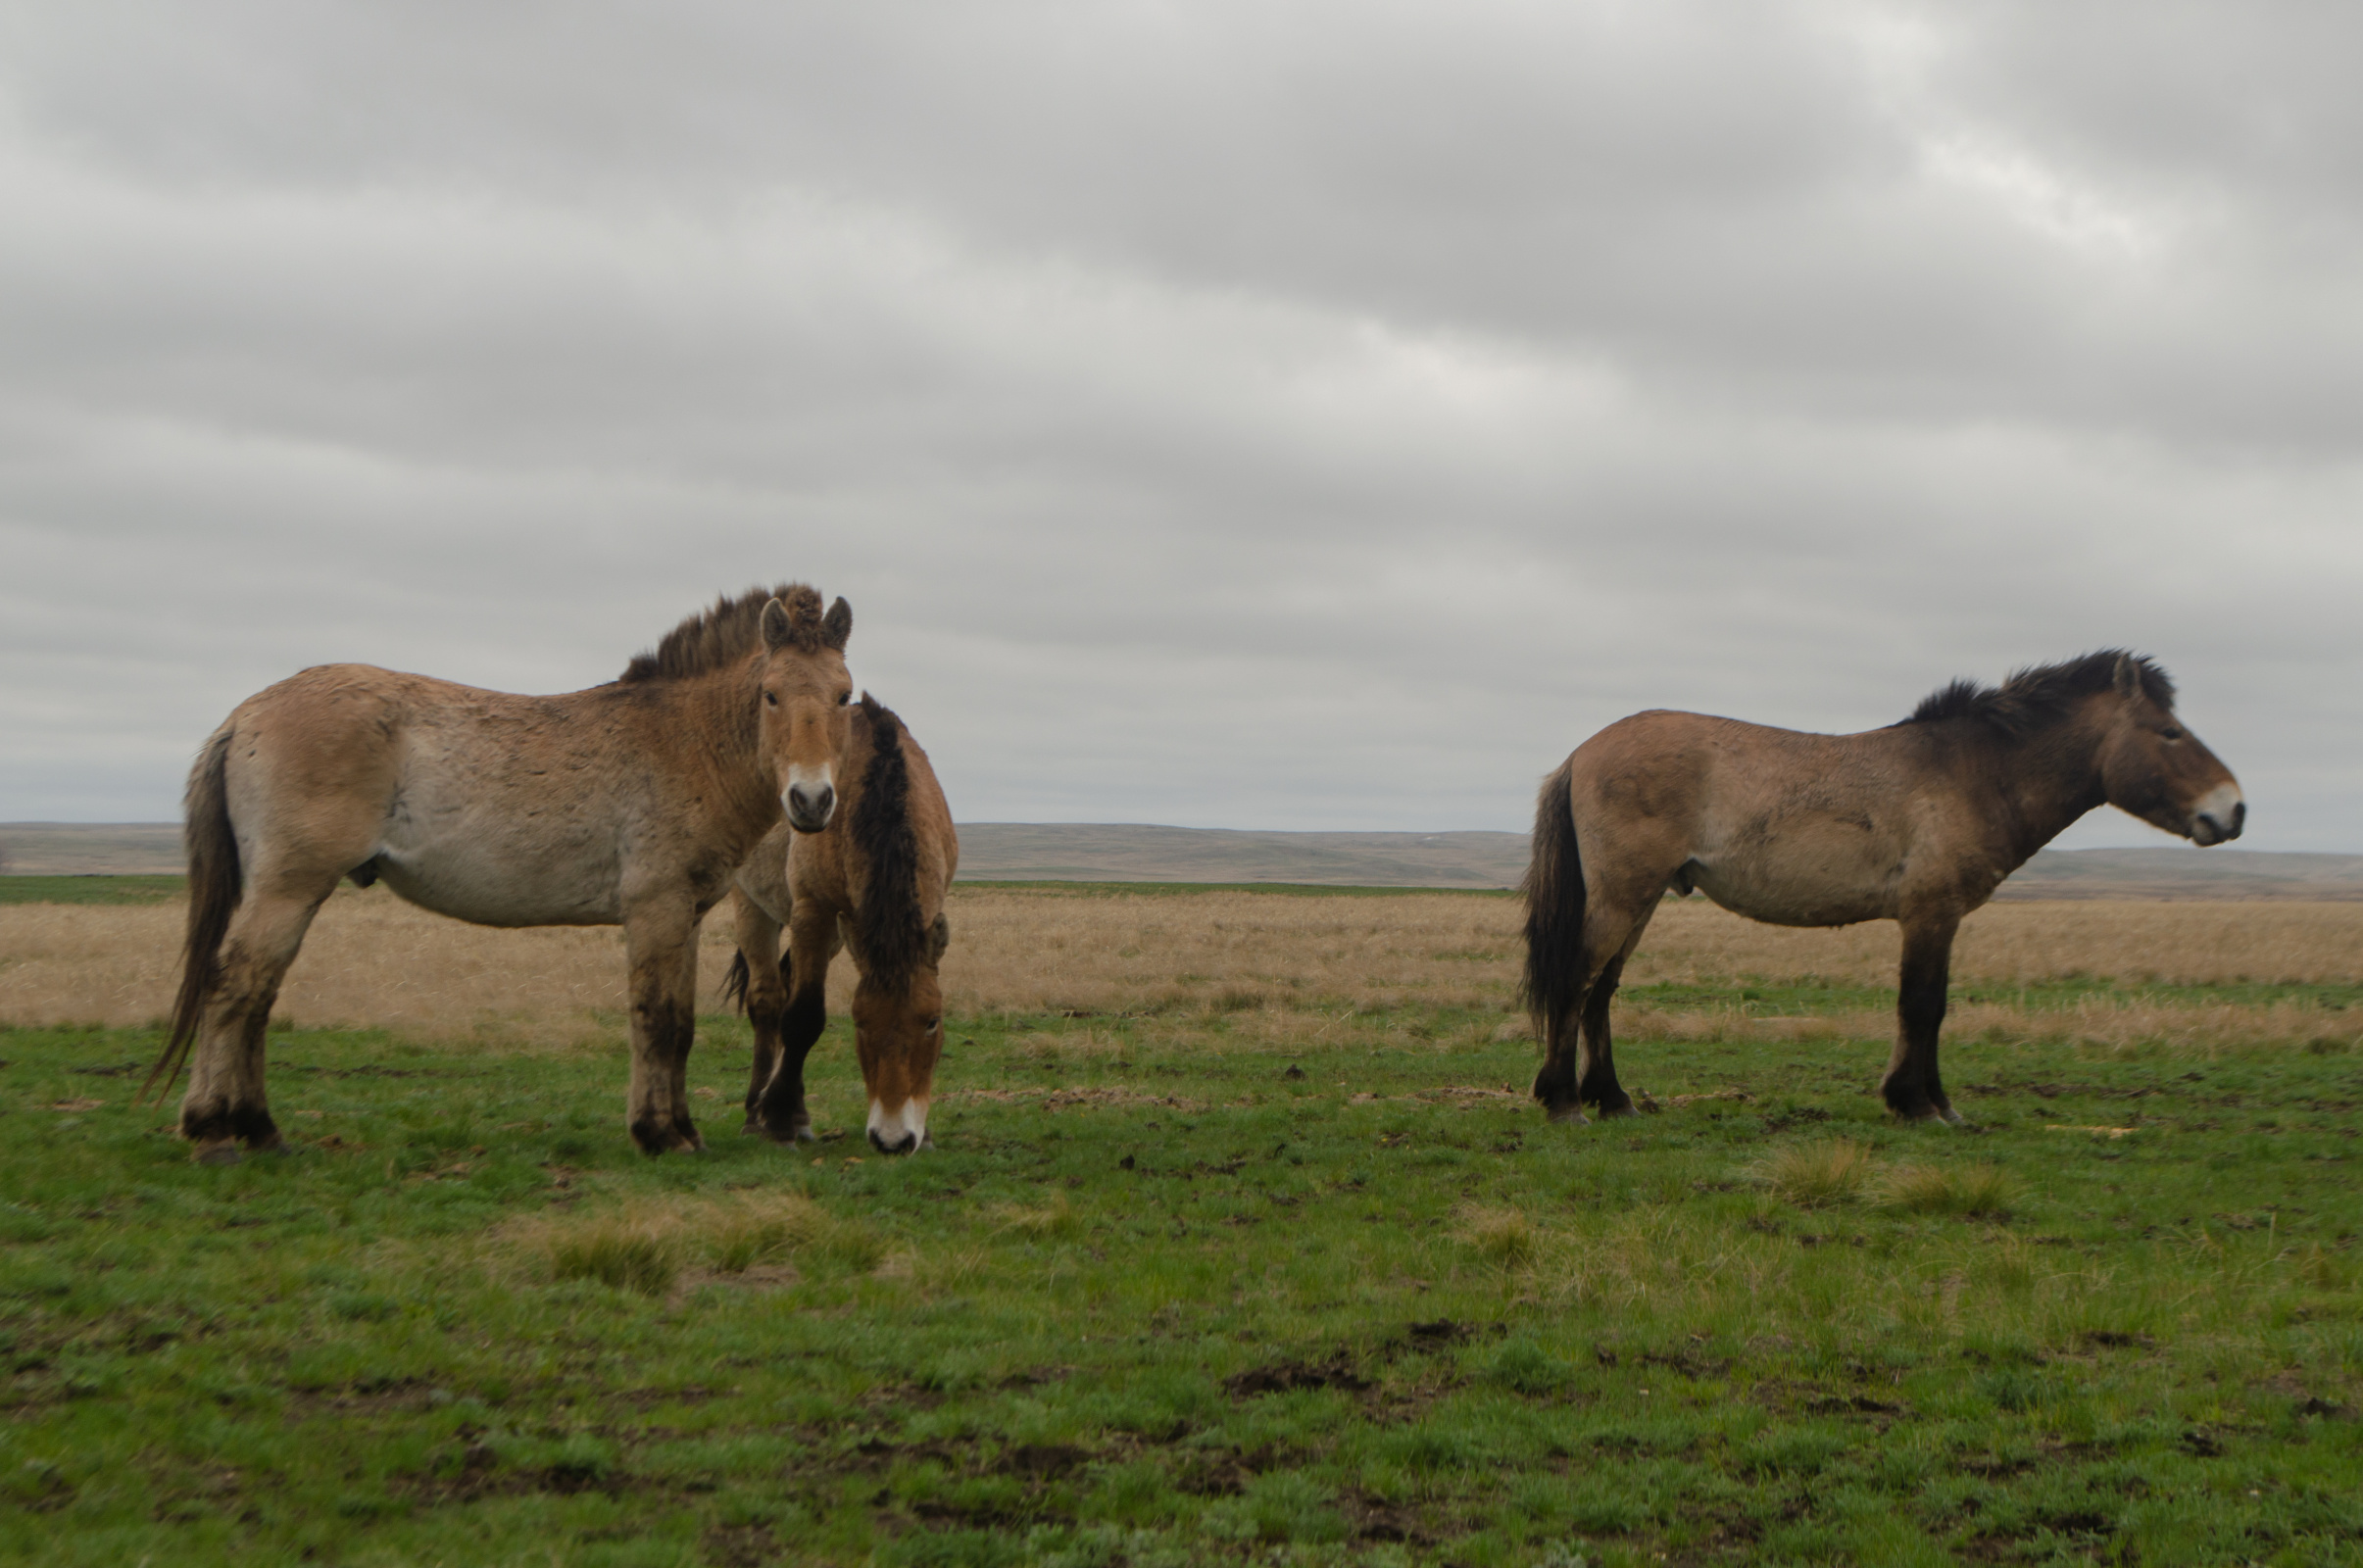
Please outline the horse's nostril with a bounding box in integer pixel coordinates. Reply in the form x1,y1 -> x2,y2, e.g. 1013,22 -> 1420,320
867,1127 -> 916,1155
2229,802 -> 2246,837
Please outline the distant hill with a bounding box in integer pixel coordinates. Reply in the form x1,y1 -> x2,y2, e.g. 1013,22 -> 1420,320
7,820 -> 2360,899
1986,847 -> 2363,902
954,824 -> 1530,888
0,822 -> 183,875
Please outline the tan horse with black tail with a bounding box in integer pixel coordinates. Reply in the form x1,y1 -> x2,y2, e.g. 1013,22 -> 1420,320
145,585 -> 859,1162
1523,652 -> 2244,1127
723,696 -> 957,1153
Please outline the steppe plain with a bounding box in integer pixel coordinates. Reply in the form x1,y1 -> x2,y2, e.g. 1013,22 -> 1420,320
4,836 -> 2362,1566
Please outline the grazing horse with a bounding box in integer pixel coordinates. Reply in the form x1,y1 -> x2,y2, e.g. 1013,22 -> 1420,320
1523,652 -> 2244,1126
722,696 -> 958,1153
144,585 -> 858,1162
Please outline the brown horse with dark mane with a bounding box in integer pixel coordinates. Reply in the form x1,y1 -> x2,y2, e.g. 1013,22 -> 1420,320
1523,652 -> 2244,1127
723,695 -> 959,1153
145,585 -> 859,1161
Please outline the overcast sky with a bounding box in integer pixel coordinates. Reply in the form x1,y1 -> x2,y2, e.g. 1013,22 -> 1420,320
2,1 -> 2357,849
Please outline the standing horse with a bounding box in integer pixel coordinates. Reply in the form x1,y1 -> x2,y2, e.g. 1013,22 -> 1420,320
722,696 -> 958,1153
1523,652 -> 2243,1126
144,585 -> 858,1162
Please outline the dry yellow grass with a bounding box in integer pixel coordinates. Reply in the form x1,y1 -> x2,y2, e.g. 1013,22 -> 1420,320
3,885 -> 2360,1051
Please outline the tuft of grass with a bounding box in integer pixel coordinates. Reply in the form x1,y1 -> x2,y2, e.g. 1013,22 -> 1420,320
547,1215 -> 678,1297
702,1191 -> 828,1273
521,1190 -> 875,1296
994,1191 -> 1082,1240
1458,1203 -> 1538,1269
1757,1139 -> 1875,1207
1879,1162 -> 2019,1217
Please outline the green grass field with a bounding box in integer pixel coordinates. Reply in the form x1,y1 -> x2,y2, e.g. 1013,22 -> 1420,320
0,875 -> 186,906
4,1004 -> 2361,1566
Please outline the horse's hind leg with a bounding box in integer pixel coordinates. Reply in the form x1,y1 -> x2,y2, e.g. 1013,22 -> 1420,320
1881,911 -> 1964,1125
1576,907 -> 1662,1118
179,883 -> 333,1163
1576,954 -> 1638,1117
729,893 -> 790,1135
1535,892 -> 1658,1124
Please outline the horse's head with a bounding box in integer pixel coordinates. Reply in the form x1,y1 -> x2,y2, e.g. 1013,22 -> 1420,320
758,591 -> 855,833
827,697 -> 954,1154
2095,655 -> 2244,846
854,912 -> 951,1154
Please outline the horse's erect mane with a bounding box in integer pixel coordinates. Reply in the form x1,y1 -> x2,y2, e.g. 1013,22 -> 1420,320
1902,650 -> 2176,738
619,583 -> 825,683
849,697 -> 932,994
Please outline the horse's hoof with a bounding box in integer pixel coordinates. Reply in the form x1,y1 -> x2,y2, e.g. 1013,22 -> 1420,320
1546,1104 -> 1592,1126
1891,1102 -> 1951,1125
1597,1101 -> 1643,1120
193,1139 -> 242,1166
248,1135 -> 290,1156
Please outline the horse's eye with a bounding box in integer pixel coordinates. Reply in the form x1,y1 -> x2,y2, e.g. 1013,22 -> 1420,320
837,692 -> 853,707
2160,726 -> 2183,741
763,691 -> 778,708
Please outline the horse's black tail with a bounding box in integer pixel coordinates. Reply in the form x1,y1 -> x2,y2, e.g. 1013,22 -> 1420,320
144,726 -> 241,1104
1520,760 -> 1587,1050
721,950 -> 753,1013
719,948 -> 792,1013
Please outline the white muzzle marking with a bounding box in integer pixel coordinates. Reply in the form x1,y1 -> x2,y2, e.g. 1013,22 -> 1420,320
782,761 -> 837,832
866,1096 -> 930,1154
2191,782 -> 2245,845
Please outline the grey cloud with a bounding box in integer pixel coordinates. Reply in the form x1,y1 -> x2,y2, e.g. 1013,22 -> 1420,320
0,1 -> 2355,847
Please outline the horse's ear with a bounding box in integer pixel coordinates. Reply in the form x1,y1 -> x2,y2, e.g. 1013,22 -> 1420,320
761,597 -> 792,652
2113,653 -> 2143,700
822,597 -> 853,652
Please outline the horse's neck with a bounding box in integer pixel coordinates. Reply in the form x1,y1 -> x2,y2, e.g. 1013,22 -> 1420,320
1993,710 -> 2111,861
680,663 -> 778,821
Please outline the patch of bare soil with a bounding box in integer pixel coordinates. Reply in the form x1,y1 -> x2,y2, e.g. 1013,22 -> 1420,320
1223,1351 -> 1373,1397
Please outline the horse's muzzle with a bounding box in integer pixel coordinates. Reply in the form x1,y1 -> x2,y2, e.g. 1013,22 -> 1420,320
784,781 -> 836,833
2191,790 -> 2245,847
865,1096 -> 931,1154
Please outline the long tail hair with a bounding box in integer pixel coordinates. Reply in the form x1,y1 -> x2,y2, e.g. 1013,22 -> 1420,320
718,948 -> 791,1012
1520,761 -> 1587,1046
144,727 -> 241,1102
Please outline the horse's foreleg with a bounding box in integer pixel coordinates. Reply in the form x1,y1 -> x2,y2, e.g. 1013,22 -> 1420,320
754,907 -> 833,1143
1881,912 -> 1963,1124
622,901 -> 703,1155
178,885 -> 330,1163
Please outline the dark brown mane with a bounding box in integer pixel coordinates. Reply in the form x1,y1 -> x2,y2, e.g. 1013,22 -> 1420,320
619,584 -> 824,683
1902,651 -> 2175,739
849,696 -> 929,993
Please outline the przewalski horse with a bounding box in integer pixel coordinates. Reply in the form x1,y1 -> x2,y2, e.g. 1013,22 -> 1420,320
144,585 -> 858,1162
1523,652 -> 2244,1127
722,696 -> 958,1153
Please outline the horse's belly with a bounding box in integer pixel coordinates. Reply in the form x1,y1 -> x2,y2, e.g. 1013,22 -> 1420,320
373,826 -> 622,928
1688,858 -> 1897,929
